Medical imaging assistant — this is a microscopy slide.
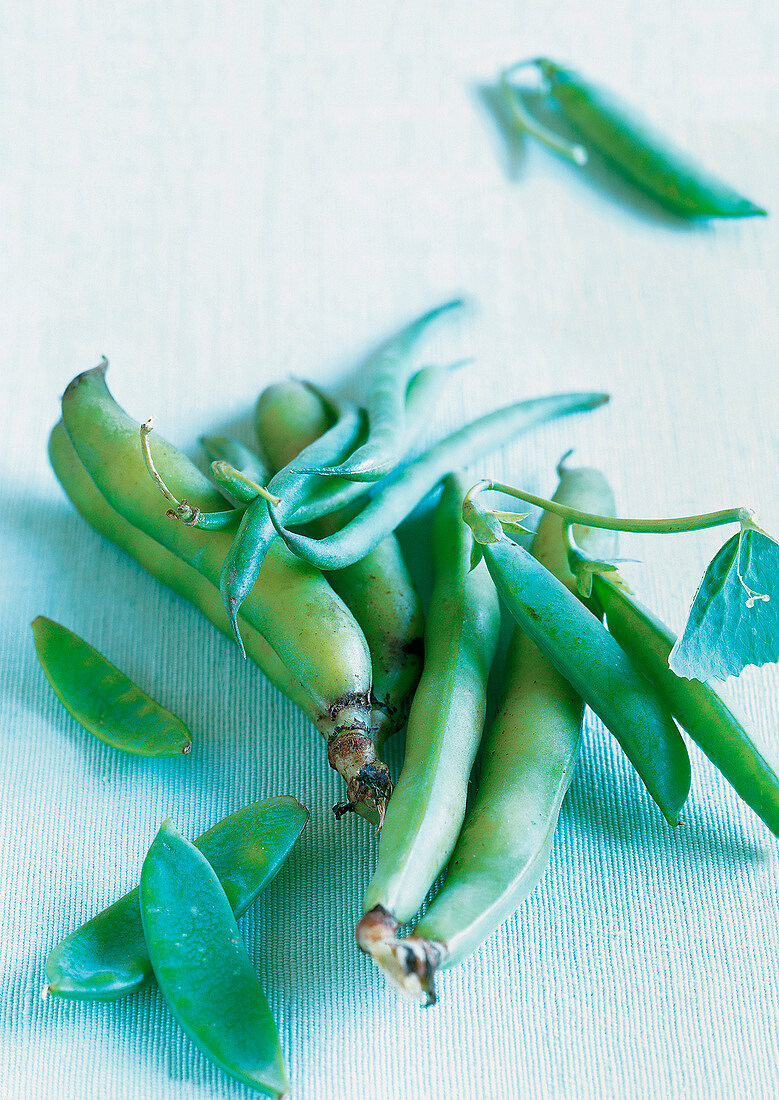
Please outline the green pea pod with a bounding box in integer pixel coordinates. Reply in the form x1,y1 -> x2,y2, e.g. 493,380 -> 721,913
359,474 -> 500,934
32,616 -> 192,758
46,796 -> 308,1001
296,299 -> 464,481
47,423 -> 322,727
140,820 -> 289,1097
269,390 -> 610,571
358,465 -> 616,1004
201,433 -> 271,491
481,537 -> 690,825
255,378 -> 425,749
501,58 -> 766,218
593,572 -> 779,836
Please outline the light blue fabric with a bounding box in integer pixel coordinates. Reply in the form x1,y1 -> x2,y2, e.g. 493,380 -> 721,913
2,2 -> 777,1097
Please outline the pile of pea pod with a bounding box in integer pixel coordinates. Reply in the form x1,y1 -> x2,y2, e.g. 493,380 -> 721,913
42,300 -> 779,1094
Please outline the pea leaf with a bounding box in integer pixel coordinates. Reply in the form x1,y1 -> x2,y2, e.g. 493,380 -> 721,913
669,528 -> 779,680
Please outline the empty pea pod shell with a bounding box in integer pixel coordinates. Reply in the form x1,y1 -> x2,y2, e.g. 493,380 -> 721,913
140,820 -> 289,1098
32,616 -> 192,757
46,795 -> 308,1000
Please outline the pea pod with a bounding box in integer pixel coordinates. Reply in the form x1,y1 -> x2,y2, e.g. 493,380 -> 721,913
476,534 -> 691,824
47,422 -> 322,726
255,379 -> 424,747
297,299 -> 464,481
358,474 -> 500,938
46,796 -> 308,1001
201,434 -> 270,499
592,571 -> 779,836
140,820 -> 289,1097
32,615 -> 192,758
359,465 -> 617,1004
501,58 -> 766,218
60,369 -> 386,819
269,390 -> 610,570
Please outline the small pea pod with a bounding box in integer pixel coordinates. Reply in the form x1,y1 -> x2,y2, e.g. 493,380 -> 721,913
477,535 -> 691,824
32,616 -> 192,757
358,474 -> 500,940
501,58 -> 766,218
296,299 -> 464,481
269,390 -> 610,571
358,465 -> 616,1003
592,571 -> 779,836
47,423 -> 322,727
46,796 -> 308,1001
220,388 -> 365,648
255,379 -> 424,747
140,820 -> 289,1097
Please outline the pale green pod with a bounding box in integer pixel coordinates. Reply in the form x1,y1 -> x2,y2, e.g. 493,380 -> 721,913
359,473 -> 500,929
359,466 -> 617,1004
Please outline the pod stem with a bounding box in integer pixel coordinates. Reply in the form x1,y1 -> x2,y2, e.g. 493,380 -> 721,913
355,908 -> 443,1006
499,60 -> 588,167
140,420 -> 280,526
318,700 -> 392,827
467,479 -> 754,539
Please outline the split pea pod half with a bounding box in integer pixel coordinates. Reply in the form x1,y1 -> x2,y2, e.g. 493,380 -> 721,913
500,58 -> 766,218
357,473 -> 500,965
46,796 -> 307,1001
361,465 -> 617,1003
140,820 -> 289,1097
465,494 -> 691,825
269,390 -> 610,571
255,379 -> 424,750
60,367 -> 384,818
31,615 -> 192,757
296,299 -> 464,481
47,422 -> 322,726
592,571 -> 779,836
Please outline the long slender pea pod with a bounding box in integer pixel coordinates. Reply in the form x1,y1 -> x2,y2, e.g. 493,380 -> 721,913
296,299 -> 464,481
269,390 -> 610,570
473,533 -> 691,825
31,616 -> 192,758
46,796 -> 308,1001
140,821 -> 289,1097
256,379 -> 425,748
358,474 -> 499,945
360,466 -> 617,1004
60,369 -> 385,817
592,572 -> 779,836
48,423 -> 323,727
220,389 -> 365,649
501,59 -> 766,218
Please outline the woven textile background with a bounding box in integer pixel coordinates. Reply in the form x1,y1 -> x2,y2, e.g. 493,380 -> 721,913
2,3 -> 777,1098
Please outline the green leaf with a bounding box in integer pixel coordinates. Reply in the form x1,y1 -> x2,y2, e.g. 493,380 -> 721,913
669,529 -> 779,680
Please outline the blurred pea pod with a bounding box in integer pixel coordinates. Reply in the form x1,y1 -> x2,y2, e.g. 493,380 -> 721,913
500,58 -> 766,218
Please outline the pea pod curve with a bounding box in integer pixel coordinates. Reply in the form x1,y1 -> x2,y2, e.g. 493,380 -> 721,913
476,531 -> 691,824
360,465 -> 617,1003
268,390 -> 610,571
502,58 -> 766,218
48,422 -> 323,728
357,473 -> 500,957
46,796 -> 308,1001
296,299 -> 464,481
32,615 -> 192,758
592,571 -> 779,836
140,820 -> 289,1097
255,378 -> 424,749
60,367 -> 387,819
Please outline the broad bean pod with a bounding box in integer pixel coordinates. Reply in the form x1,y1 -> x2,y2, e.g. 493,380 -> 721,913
269,390 -> 610,570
